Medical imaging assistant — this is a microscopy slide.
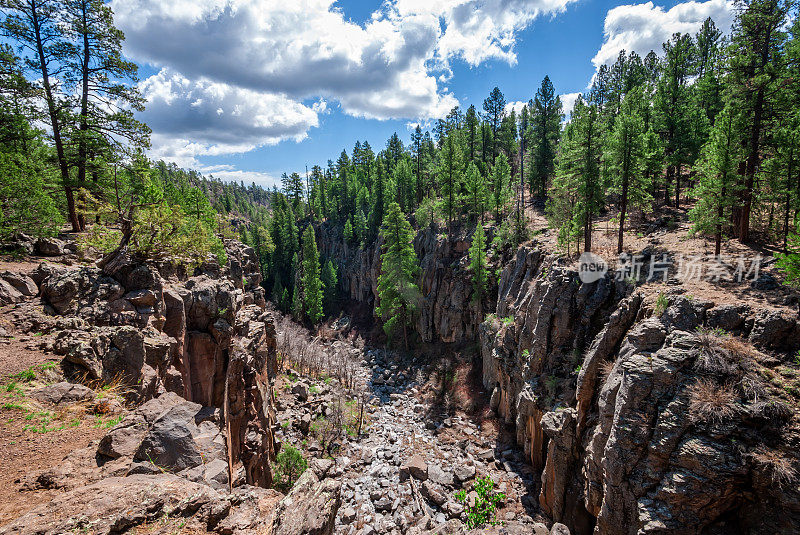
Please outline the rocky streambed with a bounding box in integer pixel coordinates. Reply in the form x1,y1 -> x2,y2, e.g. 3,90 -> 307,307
272,347 -> 564,535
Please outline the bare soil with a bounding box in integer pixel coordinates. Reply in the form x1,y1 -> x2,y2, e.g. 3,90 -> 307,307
0,300 -> 108,527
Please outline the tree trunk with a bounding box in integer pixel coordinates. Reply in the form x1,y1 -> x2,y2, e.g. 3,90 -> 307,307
31,0 -> 79,231
740,20 -> 773,244
675,163 -> 681,208
618,178 -> 628,254
584,212 -> 592,253
76,0 -> 90,231
716,185 -> 725,257
785,147 -> 795,252
664,165 -> 673,207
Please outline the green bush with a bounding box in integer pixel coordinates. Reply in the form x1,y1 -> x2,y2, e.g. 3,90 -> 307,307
0,150 -> 63,241
271,445 -> 307,492
454,475 -> 505,528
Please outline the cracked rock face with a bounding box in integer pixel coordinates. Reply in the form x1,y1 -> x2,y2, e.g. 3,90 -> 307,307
3,242 -> 342,533
480,249 -> 800,535
319,224 -> 487,344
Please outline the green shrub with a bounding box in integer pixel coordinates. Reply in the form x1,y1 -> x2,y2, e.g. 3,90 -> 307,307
0,149 -> 64,241
454,476 -> 505,528
271,445 -> 307,492
653,292 -> 668,316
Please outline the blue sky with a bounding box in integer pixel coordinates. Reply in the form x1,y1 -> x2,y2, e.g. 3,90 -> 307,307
111,0 -> 734,188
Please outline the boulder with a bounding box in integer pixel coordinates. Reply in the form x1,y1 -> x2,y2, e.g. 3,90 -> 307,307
30,382 -> 94,405
1,271 -> 38,297
133,402 -> 226,472
293,382 -> 310,401
97,393 -> 230,491
550,523 -> 571,535
35,237 -> 65,256
421,481 -> 447,506
749,310 -> 800,350
427,464 -> 454,488
300,413 -> 312,434
0,474 -> 219,535
0,278 -> 23,305
98,392 -> 185,459
453,463 -> 476,484
271,466 -> 341,535
400,454 -> 428,481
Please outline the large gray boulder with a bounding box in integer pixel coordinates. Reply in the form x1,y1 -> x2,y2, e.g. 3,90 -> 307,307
271,466 -> 342,535
30,382 -> 94,405
98,392 -> 229,490
35,237 -> 64,256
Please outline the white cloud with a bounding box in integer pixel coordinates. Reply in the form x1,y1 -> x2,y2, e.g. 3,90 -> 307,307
113,0 -> 451,121
111,0 -> 578,170
559,92 -> 580,115
141,68 -> 319,158
200,165 -> 283,188
505,100 -> 529,115
392,0 -> 580,66
592,0 -> 734,69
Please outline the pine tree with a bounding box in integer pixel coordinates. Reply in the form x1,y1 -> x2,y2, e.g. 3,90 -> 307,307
282,172 -> 304,213
411,125 -> 424,203
689,105 -> 741,256
463,162 -> 487,222
376,202 -> 420,348
725,0 -> 790,242
343,217 -> 354,243
530,76 -> 563,197
437,131 -> 464,235
3,0 -> 80,230
497,111 -> 518,160
468,224 -> 488,319
301,226 -> 324,323
393,159 -> 414,213
354,209 -> 367,245
653,32 -> 695,207
491,153 -> 512,223
548,96 -> 603,252
321,259 -> 338,315
465,105 -> 479,164
63,0 -> 149,230
483,87 -> 506,158
605,87 -> 651,253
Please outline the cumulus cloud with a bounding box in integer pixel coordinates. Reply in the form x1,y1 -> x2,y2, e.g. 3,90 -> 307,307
559,92 -> 580,115
199,165 -> 283,188
141,69 -> 319,153
505,100 -> 529,115
392,0 -> 580,66
113,0 -> 451,121
111,0 -> 578,172
592,0 -> 735,69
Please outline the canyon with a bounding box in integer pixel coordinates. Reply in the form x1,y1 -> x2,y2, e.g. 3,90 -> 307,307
0,224 -> 798,534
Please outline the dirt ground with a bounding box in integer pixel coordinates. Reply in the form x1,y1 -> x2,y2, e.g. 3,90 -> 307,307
0,323 -> 108,526
524,200 -> 799,316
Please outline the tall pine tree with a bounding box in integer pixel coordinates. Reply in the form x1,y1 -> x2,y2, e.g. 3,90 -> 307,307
376,202 -> 420,348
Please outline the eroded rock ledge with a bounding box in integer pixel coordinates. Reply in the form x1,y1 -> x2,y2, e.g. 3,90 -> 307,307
480,245 -> 800,534
1,240 -> 341,535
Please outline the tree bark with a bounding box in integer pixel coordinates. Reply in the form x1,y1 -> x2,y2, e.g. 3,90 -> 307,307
618,177 -> 628,254
30,0 -> 79,231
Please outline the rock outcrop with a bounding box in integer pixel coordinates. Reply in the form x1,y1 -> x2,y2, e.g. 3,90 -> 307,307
480,247 -> 800,534
3,240 -> 340,533
319,223 -> 490,343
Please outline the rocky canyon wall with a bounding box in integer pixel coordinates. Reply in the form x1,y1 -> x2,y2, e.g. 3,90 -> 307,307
318,223 -> 488,343
480,246 -> 800,534
12,240 -> 279,488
